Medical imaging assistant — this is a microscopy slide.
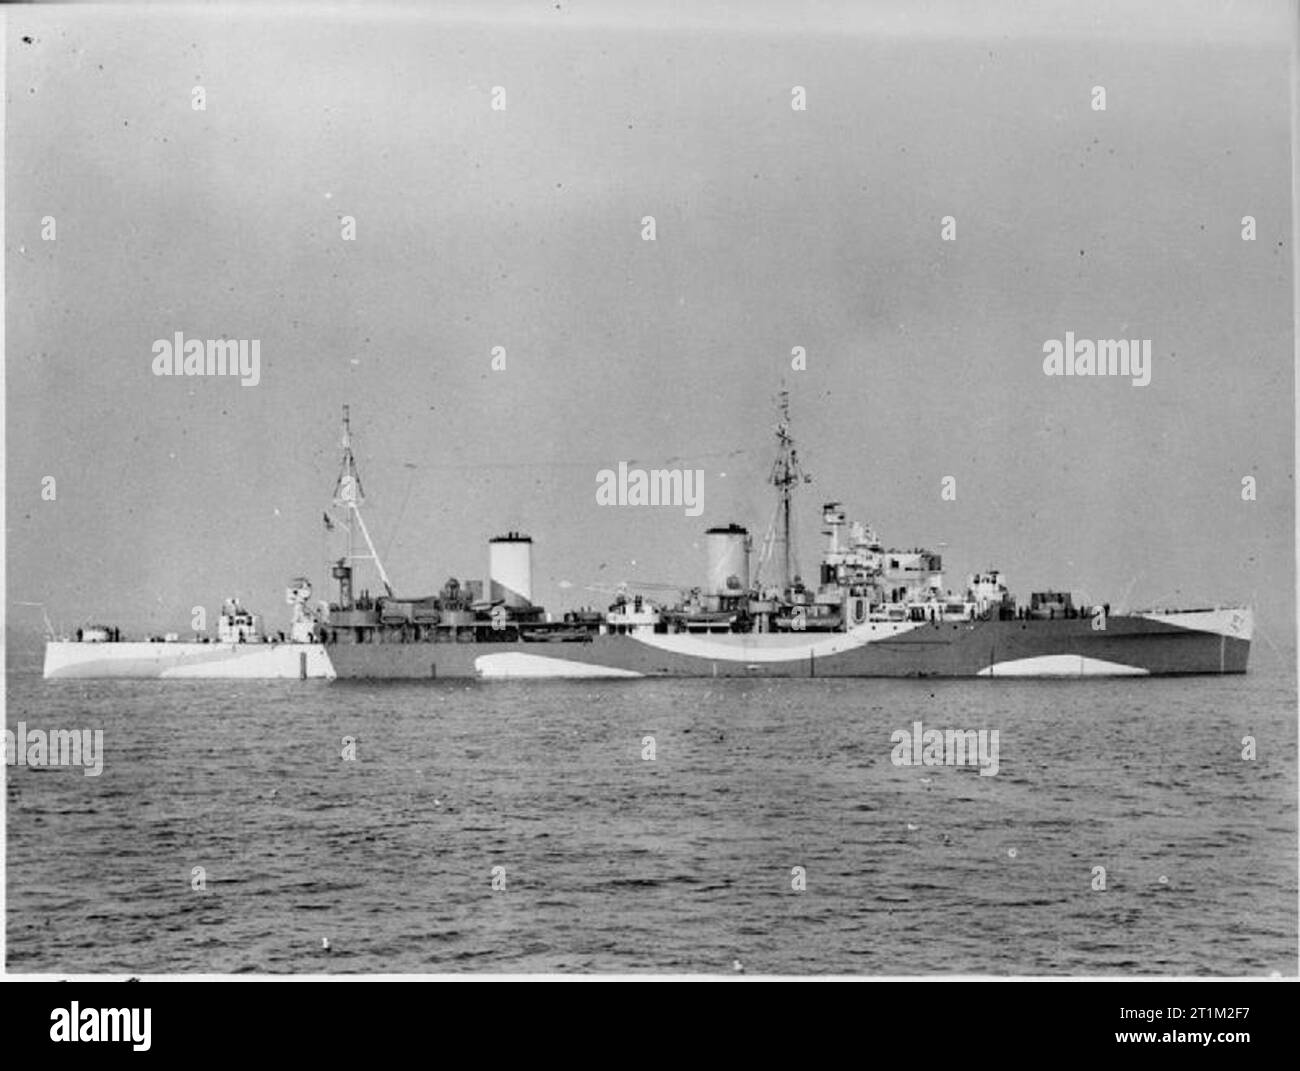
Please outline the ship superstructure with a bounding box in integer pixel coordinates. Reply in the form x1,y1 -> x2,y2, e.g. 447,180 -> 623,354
317,402 -> 1253,680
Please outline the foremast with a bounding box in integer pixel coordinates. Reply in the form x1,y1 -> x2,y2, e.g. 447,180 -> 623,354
330,405 -> 394,606
755,390 -> 812,595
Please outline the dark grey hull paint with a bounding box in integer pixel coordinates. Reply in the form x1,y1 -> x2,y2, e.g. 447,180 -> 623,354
325,613 -> 1250,679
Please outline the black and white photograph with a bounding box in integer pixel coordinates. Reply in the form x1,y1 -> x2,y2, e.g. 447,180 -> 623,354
2,0 -> 1296,1002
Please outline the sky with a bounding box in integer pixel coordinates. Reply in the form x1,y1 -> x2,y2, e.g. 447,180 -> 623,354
3,1 -> 1295,653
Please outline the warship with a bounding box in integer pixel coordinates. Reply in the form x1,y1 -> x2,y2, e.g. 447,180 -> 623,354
317,400 -> 1252,680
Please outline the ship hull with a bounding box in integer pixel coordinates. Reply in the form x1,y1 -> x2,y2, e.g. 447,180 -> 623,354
42,641 -> 335,679
325,608 -> 1251,680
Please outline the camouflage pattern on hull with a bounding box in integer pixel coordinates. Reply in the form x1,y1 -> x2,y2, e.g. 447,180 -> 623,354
325,609 -> 1251,680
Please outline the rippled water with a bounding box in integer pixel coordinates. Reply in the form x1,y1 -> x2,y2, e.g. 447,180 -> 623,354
6,651 -> 1297,975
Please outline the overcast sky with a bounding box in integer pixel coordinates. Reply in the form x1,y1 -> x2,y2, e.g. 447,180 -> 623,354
4,1 -> 1294,650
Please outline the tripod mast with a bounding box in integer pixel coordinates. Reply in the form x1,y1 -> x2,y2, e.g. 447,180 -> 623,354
331,406 -> 394,598
756,390 -> 811,592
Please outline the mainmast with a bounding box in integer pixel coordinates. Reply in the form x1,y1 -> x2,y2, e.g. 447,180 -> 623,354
756,390 -> 811,593
331,405 -> 394,600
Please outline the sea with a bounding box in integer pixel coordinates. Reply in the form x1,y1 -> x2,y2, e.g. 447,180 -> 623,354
5,645 -> 1297,976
